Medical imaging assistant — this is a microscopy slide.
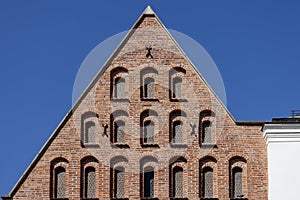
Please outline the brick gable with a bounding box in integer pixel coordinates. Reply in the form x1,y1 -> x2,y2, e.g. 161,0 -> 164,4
3,6 -> 267,200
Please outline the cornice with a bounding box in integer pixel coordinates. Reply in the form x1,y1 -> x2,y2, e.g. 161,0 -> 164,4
263,124 -> 300,144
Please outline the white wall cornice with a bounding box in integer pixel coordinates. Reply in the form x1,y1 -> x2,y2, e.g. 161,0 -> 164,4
263,124 -> 300,144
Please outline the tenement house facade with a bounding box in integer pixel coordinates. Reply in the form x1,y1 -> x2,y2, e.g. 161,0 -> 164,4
2,6 -> 268,200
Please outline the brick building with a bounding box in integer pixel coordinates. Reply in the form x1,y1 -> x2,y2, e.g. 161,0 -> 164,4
2,6 -> 268,200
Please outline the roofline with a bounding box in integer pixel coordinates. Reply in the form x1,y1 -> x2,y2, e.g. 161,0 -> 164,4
265,121 -> 300,124
149,7 -> 238,122
235,121 -> 265,126
1,196 -> 11,200
5,110 -> 73,197
4,5 -> 260,198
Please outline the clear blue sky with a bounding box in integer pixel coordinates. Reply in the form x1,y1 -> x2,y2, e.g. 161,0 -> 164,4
1,0 -> 300,196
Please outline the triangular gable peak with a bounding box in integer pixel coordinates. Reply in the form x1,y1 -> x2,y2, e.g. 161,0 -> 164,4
72,5 -> 232,120
143,5 -> 155,15
3,6 -> 264,199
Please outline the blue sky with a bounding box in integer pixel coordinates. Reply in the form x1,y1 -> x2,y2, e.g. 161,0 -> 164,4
1,0 -> 300,196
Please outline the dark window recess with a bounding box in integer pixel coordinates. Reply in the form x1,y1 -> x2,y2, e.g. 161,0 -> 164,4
144,77 -> 154,98
173,167 -> 183,198
202,121 -> 212,144
55,167 -> 66,198
173,77 -> 182,98
114,167 -> 125,198
232,167 -> 243,198
115,77 -> 125,98
173,121 -> 183,143
144,169 -> 154,198
202,167 -> 213,198
85,121 -> 96,144
85,167 -> 96,198
114,120 -> 125,143
144,121 -> 154,144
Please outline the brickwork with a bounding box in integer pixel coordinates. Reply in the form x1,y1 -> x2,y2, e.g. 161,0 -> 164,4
3,11 -> 268,200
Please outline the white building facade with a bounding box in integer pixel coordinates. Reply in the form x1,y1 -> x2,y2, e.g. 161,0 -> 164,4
263,117 -> 300,200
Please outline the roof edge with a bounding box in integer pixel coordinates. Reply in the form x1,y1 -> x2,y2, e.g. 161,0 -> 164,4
235,121 -> 265,126
6,110 -> 73,197
150,7 -> 238,122
1,196 -> 12,200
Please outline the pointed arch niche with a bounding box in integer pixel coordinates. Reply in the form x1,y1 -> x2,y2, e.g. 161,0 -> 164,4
110,156 -> 129,199
169,110 -> 187,148
140,67 -> 158,101
229,156 -> 248,200
50,157 -> 69,199
169,156 -> 188,199
169,67 -> 186,101
140,109 -> 159,147
110,67 -> 128,101
81,111 -> 99,148
140,156 -> 159,199
80,156 -> 99,199
110,110 -> 129,148
199,110 -> 217,148
199,156 -> 218,200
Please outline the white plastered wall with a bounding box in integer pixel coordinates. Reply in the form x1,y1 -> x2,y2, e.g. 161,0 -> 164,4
264,125 -> 300,200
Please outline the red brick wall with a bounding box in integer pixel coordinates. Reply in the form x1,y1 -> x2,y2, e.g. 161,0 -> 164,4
9,14 -> 268,200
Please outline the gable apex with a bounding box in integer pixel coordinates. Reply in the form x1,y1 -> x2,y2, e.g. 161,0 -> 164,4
143,5 -> 155,15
